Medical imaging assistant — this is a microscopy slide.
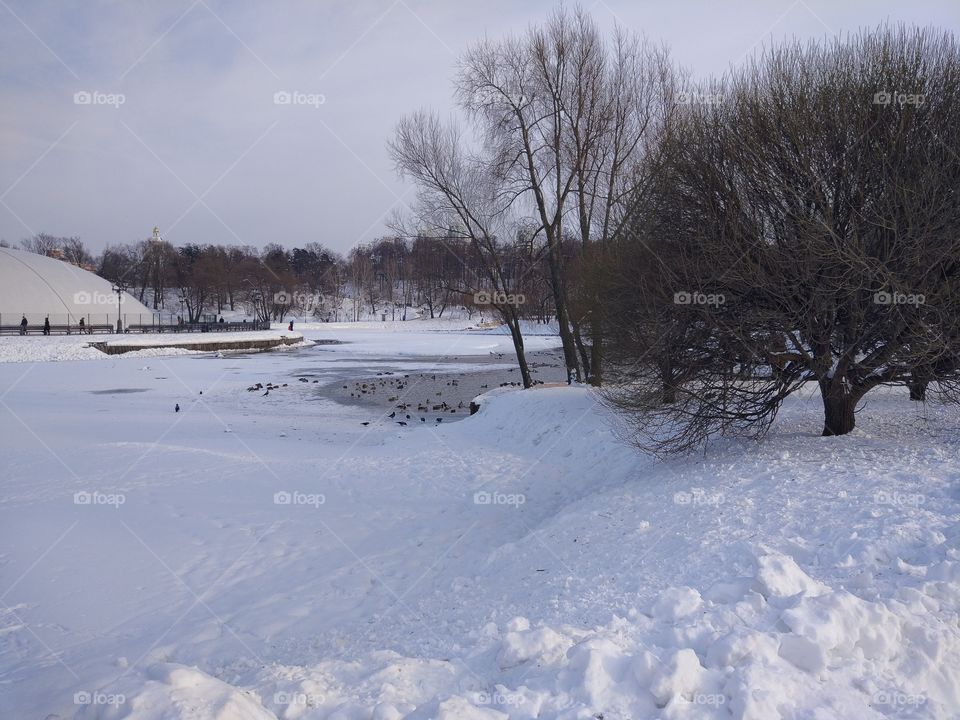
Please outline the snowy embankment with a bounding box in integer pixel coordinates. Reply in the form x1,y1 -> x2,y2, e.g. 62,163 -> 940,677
0,331 -> 311,363
95,332 -> 308,355
0,320 -> 558,362
34,383 -> 953,719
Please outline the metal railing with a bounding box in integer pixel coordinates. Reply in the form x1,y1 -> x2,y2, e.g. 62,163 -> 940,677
0,313 -> 270,336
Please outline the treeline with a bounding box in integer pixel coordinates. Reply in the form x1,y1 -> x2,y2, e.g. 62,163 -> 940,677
392,8 -> 960,445
14,232 -> 565,323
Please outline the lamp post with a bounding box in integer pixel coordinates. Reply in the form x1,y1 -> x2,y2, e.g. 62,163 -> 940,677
111,282 -> 127,333
150,226 -> 163,310
251,291 -> 262,323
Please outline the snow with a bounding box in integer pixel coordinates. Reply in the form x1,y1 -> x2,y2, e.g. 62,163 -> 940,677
1,329 -> 959,719
0,321 -> 561,363
100,331 -> 306,348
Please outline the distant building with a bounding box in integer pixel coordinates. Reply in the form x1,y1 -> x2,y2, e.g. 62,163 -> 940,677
0,246 -> 153,327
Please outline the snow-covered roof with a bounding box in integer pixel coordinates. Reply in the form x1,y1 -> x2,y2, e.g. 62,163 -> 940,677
0,246 -> 152,323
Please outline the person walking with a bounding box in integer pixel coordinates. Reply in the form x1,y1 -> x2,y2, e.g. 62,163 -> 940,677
43,317 -> 51,335
19,315 -> 28,335
78,317 -> 86,334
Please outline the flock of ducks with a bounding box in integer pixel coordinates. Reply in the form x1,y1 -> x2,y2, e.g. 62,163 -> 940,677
347,371 -> 468,426
246,378 -> 320,396
240,361 -> 558,425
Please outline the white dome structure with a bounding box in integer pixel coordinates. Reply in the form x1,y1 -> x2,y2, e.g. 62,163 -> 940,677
0,246 -> 154,329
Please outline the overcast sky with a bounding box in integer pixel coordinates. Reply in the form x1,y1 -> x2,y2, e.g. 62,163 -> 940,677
1,0 -> 957,256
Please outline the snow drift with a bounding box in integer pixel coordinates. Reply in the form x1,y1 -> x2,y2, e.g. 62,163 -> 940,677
52,381 -> 960,720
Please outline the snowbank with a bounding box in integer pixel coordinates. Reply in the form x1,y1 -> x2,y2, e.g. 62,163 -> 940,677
0,334 -> 205,362
59,385 -> 960,720
0,324 -> 558,362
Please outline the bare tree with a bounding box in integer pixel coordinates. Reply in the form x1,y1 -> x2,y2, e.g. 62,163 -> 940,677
60,236 -> 93,267
20,233 -> 61,257
390,111 -> 535,387
454,7 -> 675,384
604,25 -> 960,451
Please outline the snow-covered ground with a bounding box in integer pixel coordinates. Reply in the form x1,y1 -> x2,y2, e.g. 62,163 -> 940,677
1,327 -> 958,719
0,320 -> 560,364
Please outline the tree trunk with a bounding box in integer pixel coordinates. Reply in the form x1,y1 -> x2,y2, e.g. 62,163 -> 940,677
908,380 -> 928,402
820,380 -> 857,436
504,309 -> 533,388
659,358 -> 676,404
543,227 -> 582,383
908,368 -> 931,401
571,316 -> 592,380
589,316 -> 603,387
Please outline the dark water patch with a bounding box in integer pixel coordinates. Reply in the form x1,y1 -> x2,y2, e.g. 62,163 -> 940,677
89,388 -> 151,395
313,349 -> 567,424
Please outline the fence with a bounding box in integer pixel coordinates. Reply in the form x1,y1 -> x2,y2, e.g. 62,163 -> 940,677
0,312 -> 270,336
